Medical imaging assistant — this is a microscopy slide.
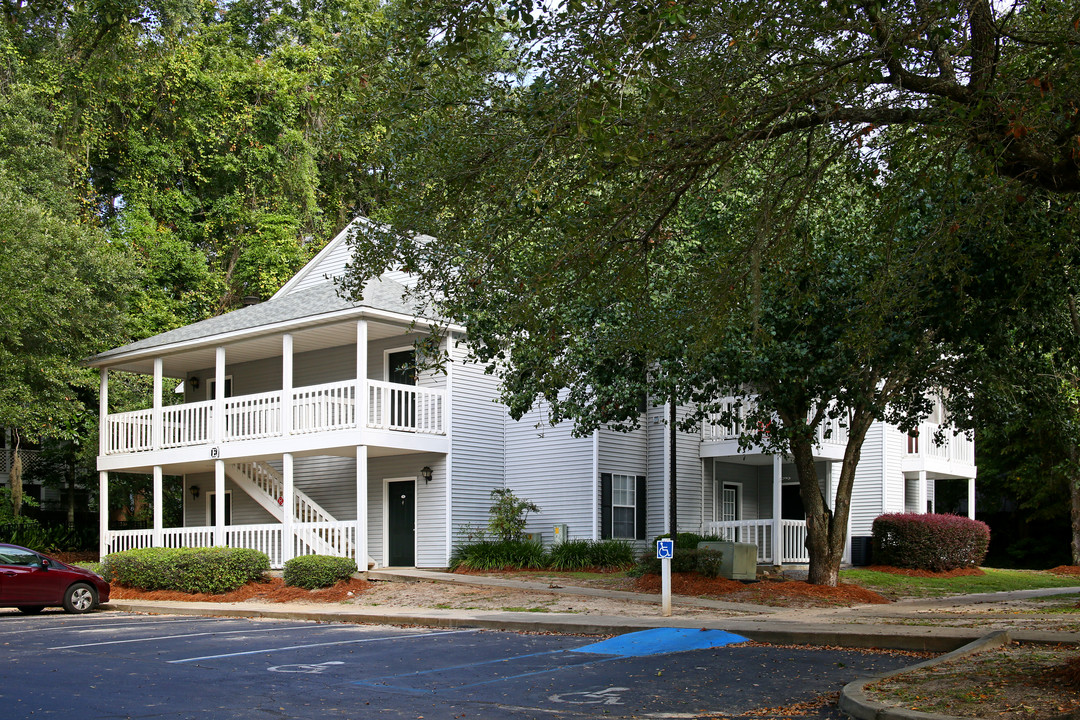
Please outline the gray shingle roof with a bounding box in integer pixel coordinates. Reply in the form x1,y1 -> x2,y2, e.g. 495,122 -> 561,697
89,277 -> 423,363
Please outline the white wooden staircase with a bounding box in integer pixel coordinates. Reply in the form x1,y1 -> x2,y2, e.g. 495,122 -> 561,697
225,461 -> 374,567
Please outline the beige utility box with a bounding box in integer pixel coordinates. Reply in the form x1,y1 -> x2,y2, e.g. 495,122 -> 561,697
697,541 -> 758,581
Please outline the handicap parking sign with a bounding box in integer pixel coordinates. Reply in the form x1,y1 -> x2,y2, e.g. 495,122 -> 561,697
656,538 -> 674,559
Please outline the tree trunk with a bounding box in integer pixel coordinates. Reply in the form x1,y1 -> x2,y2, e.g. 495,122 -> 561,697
10,433 -> 22,518
1071,475 -> 1080,566
1070,444 -> 1080,566
793,408 -> 876,586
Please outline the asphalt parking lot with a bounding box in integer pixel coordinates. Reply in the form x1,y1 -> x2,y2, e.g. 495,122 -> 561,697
0,610 -> 921,719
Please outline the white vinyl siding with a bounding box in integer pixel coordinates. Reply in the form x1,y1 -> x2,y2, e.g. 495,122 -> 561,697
448,338 -> 506,547
849,422 -> 887,537
505,396 -> 595,544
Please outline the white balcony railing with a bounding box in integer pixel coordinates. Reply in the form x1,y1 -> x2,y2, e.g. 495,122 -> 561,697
701,519 -> 809,564
701,399 -> 847,449
103,379 -> 446,455
103,521 -> 357,569
906,423 -> 974,465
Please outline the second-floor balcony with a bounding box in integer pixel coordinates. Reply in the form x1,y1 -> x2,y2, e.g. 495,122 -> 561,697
103,379 -> 445,457
700,399 -> 849,454
905,422 -> 974,468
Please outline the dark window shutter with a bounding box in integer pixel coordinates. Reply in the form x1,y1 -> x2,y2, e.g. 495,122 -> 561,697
600,473 -> 612,540
635,475 -> 647,540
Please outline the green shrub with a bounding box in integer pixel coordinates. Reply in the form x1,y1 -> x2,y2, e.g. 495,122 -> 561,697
872,513 -> 990,571
451,540 -> 546,570
694,549 -> 725,578
103,547 -> 270,594
633,548 -> 725,577
283,555 -> 358,589
0,517 -> 47,549
487,489 -> 541,542
587,539 -> 635,569
547,539 -> 635,570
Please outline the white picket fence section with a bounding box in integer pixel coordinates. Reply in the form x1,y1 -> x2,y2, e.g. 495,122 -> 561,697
225,391 -> 281,441
162,401 -> 212,447
104,408 -> 155,454
102,520 -> 356,570
103,379 -> 446,455
367,380 -> 444,434
701,519 -> 809,564
292,380 -> 356,434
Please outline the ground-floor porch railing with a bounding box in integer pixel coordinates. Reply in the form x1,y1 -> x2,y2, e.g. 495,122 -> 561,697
103,521 -> 358,570
700,519 -> 809,564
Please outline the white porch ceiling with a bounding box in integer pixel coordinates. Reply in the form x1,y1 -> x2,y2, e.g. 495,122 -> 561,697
105,316 -> 420,377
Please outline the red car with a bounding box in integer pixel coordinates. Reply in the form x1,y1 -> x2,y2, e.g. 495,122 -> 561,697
0,543 -> 110,614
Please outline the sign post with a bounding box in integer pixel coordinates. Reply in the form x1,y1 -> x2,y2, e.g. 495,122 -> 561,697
656,538 -> 673,617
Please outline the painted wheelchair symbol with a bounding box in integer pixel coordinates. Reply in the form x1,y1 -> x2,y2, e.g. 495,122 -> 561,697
549,686 -> 628,705
267,661 -> 344,674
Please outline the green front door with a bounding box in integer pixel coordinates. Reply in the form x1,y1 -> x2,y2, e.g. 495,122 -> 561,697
387,480 -> 415,566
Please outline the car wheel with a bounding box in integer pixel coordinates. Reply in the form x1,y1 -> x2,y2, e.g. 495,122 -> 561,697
16,606 -> 45,615
62,583 -> 97,614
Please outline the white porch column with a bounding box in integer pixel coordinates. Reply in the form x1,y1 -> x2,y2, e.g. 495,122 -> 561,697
967,477 -> 976,519
356,319 -> 368,429
214,459 -> 225,546
152,465 -> 163,547
152,358 -> 163,450
771,454 -> 782,564
282,334 -> 293,435
917,470 -> 928,514
99,368 -> 109,456
356,445 -> 368,571
213,346 -> 226,443
98,471 -> 109,560
282,452 -> 294,564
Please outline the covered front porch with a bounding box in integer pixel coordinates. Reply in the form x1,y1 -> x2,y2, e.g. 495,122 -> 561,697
699,454 -> 836,565
100,448 -> 446,569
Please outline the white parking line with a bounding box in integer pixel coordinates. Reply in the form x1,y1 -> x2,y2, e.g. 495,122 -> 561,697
49,624 -> 319,650
168,628 -> 479,664
0,617 -> 229,636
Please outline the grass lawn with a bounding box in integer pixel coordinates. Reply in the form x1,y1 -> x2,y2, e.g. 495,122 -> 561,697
840,568 -> 1080,599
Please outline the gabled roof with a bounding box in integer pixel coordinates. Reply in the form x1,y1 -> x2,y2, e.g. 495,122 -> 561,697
84,215 -> 459,373
273,217 -> 370,299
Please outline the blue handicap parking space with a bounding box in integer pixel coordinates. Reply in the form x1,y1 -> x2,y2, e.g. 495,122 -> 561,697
574,628 -> 750,657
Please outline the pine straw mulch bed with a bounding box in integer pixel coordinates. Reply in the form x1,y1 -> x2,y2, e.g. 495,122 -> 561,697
867,642 -> 1080,720
1051,566 -> 1080,576
634,572 -> 892,607
111,577 -> 372,604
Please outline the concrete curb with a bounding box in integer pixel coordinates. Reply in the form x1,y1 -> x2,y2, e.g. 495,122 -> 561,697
838,630 -> 1011,720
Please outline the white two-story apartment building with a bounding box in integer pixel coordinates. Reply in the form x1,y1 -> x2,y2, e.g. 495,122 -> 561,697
88,219 -> 977,568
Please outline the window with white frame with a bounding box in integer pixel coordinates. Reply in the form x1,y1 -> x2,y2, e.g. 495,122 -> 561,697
612,473 -> 636,539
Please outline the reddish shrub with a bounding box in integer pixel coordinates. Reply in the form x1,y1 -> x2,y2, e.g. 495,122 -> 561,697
871,513 -> 989,571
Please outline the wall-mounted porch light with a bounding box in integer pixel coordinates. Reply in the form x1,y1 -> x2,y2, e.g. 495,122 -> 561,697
189,376 -> 200,390
190,485 -> 200,500
420,466 -> 433,484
